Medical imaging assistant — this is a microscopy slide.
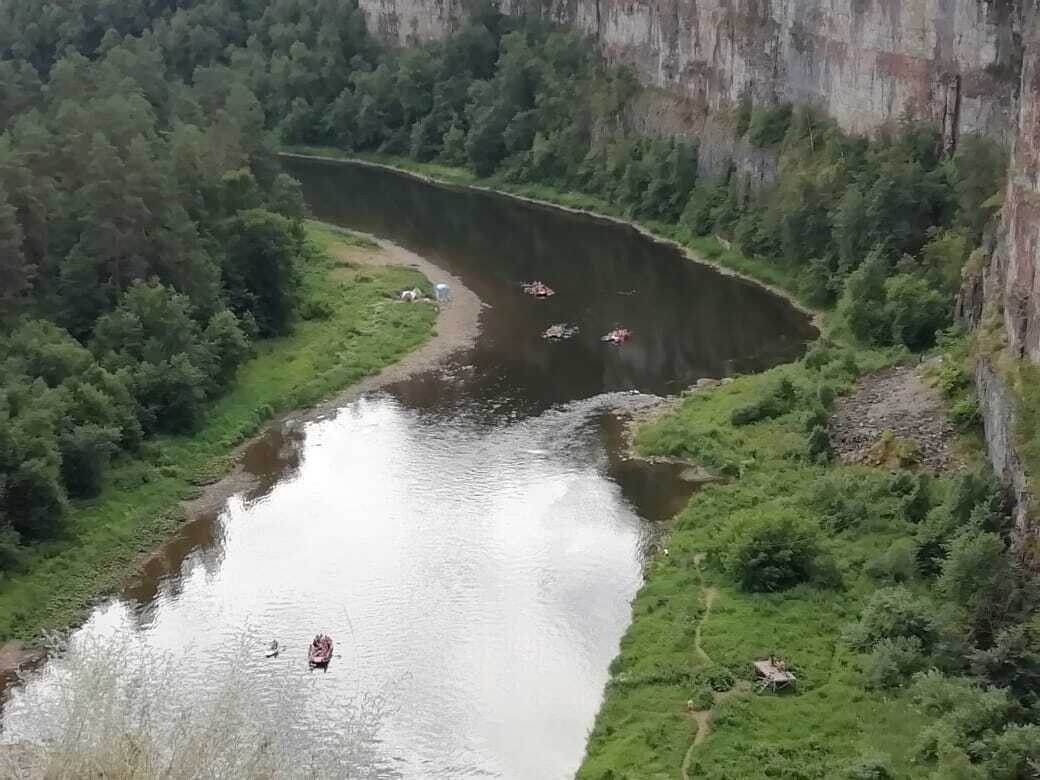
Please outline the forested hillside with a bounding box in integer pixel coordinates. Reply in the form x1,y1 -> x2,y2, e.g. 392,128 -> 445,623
0,0 -> 399,571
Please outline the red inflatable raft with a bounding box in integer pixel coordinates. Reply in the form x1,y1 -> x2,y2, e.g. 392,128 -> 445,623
602,328 -> 632,345
308,634 -> 333,667
522,281 -> 555,298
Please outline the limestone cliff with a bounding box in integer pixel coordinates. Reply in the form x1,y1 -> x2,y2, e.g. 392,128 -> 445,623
994,4 -> 1040,363
961,2 -> 1040,543
361,0 -> 1022,147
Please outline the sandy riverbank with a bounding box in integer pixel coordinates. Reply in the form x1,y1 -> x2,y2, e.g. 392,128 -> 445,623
180,227 -> 482,526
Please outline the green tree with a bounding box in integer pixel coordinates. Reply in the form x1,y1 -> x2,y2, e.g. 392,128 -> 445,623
220,209 -> 302,338
720,509 -> 824,592
948,135 -> 1007,242
839,249 -> 890,344
938,531 -> 1014,642
0,181 -> 29,311
91,280 -> 214,432
883,273 -> 948,350
972,616 -> 1040,704
844,586 -> 939,650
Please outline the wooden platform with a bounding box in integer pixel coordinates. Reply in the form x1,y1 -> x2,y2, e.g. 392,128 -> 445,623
753,660 -> 796,692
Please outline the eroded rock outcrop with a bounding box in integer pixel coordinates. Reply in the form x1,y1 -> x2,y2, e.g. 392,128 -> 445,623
361,0 -> 1022,146
966,2 -> 1040,543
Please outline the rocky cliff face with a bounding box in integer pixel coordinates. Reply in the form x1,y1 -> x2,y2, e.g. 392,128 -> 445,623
994,5 -> 1040,362
360,0 -> 1022,147
963,2 -> 1040,543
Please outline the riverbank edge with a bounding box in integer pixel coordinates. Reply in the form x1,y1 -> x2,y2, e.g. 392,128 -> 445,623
278,150 -> 824,334
179,224 -> 482,521
0,226 -> 482,675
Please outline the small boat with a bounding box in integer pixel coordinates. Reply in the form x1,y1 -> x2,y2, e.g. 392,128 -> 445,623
522,281 -> 555,298
308,634 -> 333,668
265,640 -> 280,658
601,328 -> 632,345
542,324 -> 578,340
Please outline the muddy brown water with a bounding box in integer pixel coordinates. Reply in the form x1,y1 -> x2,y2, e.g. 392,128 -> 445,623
1,159 -> 815,778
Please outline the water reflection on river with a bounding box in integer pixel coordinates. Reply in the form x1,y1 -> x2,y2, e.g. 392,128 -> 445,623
1,160 -> 814,778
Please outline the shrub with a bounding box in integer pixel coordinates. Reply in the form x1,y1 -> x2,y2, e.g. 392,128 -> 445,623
865,538 -> 918,583
720,509 -> 824,592
807,425 -> 832,463
697,666 -> 735,692
803,340 -> 836,371
803,404 -> 828,433
689,685 -> 714,710
971,617 -> 1040,702
902,473 -> 934,523
864,636 -> 927,689
731,378 -> 798,426
748,103 -> 793,147
843,587 -> 939,651
298,296 -> 335,321
950,396 -> 981,430
817,383 -> 836,409
808,475 -> 870,531
984,724 -> 1040,779
734,96 -> 753,137
842,752 -> 895,780
938,531 -> 1014,640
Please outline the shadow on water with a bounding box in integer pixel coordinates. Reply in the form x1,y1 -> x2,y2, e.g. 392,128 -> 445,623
2,159 -> 815,778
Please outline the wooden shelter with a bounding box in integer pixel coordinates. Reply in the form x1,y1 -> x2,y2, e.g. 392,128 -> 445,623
753,659 -> 797,692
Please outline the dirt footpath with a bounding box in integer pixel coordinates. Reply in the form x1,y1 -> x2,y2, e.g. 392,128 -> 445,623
830,363 -> 956,471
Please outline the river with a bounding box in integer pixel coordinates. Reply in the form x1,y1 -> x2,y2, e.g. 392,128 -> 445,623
1,159 -> 815,778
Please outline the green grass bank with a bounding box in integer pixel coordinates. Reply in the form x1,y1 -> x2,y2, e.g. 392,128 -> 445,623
576,350 -> 921,779
0,225 -> 436,644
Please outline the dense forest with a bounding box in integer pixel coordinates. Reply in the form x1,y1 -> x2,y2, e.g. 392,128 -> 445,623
0,0 -> 329,566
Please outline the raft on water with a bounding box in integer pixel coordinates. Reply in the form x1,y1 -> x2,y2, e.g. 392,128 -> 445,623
308,634 -> 333,668
542,324 -> 578,340
522,281 -> 555,298
601,328 -> 632,345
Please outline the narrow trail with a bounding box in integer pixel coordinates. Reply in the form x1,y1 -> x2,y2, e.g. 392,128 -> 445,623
681,556 -> 737,780
693,587 -> 719,666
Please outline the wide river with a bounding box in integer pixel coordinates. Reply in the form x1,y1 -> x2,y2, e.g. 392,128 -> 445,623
2,159 -> 814,778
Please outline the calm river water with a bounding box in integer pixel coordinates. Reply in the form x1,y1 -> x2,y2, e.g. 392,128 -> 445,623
2,159 -> 814,778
